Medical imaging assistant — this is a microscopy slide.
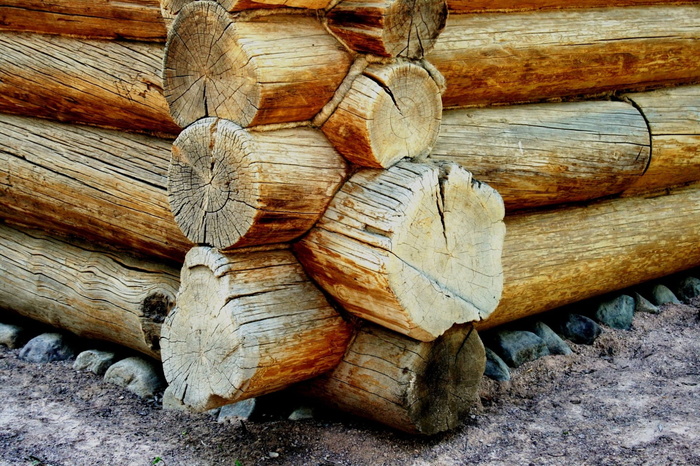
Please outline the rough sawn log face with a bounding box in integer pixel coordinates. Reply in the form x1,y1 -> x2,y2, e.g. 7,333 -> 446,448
446,0 -> 697,13
0,223 -> 179,359
296,162 -> 505,342
161,246 -> 353,411
302,323 -> 485,435
431,101 -> 651,210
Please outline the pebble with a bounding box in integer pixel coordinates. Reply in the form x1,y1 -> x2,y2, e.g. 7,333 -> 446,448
19,333 -> 76,363
527,322 -> 572,355
489,330 -> 550,368
675,276 -> 700,302
634,292 -> 660,314
594,295 -> 635,330
217,398 -> 257,423
651,284 -> 680,306
73,349 -> 118,375
103,356 -> 165,399
0,323 -> 28,349
269,452 -> 280,458
484,347 -> 510,381
555,314 -> 602,345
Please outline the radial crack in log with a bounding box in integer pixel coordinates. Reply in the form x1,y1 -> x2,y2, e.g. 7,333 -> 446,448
161,246 -> 353,411
295,161 -> 505,341
163,1 -> 351,127
301,323 -> 485,435
169,118 -> 349,249
322,61 -> 443,168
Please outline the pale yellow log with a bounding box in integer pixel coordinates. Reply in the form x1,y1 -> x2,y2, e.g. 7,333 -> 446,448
622,85 -> 700,195
326,0 -> 447,58
161,246 -> 353,411
169,118 -> 349,249
301,323 -> 484,435
0,0 -> 166,41
447,0 -> 696,13
428,6 -> 700,108
0,223 -> 179,359
431,101 -> 651,210
296,162 -> 505,341
322,61 -> 442,168
479,182 -> 700,330
0,114 -> 191,263
0,33 -> 178,136
163,1 -> 351,127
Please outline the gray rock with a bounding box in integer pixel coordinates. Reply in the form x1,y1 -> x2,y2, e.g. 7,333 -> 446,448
19,333 -> 76,363
217,398 -> 257,423
103,357 -> 165,398
594,295 -> 635,330
0,323 -> 28,349
634,292 -> 660,314
288,405 -> 316,421
73,349 -> 118,375
556,314 -> 602,345
675,276 -> 700,302
651,284 -> 681,306
528,322 -> 572,355
490,330 -> 550,368
484,348 -> 510,381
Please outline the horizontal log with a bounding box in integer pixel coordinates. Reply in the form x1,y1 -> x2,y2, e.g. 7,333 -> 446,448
0,0 -> 166,41
428,6 -> 700,108
431,101 -> 651,210
169,118 -> 348,249
301,323 -> 485,435
0,33 -> 179,136
296,162 -> 505,341
447,0 -> 697,13
0,222 -> 179,359
163,1 -> 352,127
0,114 -> 191,263
479,182 -> 700,330
622,85 -> 700,195
161,246 -> 353,410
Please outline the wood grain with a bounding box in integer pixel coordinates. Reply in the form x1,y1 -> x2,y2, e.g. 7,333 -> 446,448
447,0 -> 697,13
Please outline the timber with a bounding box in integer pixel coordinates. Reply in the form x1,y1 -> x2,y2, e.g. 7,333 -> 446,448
447,0 -> 697,13
169,118 -> 349,249
428,6 -> 700,108
623,85 -> 700,195
326,0 -> 447,58
163,1 -> 351,128
431,101 -> 651,210
322,61 -> 443,168
0,33 -> 179,136
0,114 -> 191,263
161,246 -> 353,411
301,323 -> 485,435
0,222 -> 179,359
296,162 -> 505,342
0,0 -> 167,41
479,182 -> 700,330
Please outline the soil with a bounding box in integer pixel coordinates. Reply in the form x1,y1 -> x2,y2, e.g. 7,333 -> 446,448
0,299 -> 698,466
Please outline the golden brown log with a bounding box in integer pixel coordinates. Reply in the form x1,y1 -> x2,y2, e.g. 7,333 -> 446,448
169,118 -> 349,249
322,61 -> 443,168
479,182 -> 700,330
301,323 -> 485,435
0,33 -> 179,136
431,101 -> 651,210
0,223 -> 179,359
428,6 -> 700,109
0,0 -> 166,41
161,246 -> 353,411
326,0 -> 447,58
0,114 -> 191,263
296,162 -> 505,341
622,85 -> 700,195
163,1 -> 351,127
447,0 -> 697,13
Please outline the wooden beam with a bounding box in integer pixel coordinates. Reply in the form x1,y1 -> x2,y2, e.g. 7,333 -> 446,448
0,222 -> 179,359
0,33 -> 179,136
431,101 -> 650,210
428,6 -> 700,108
0,114 -> 191,264
447,0 -> 697,13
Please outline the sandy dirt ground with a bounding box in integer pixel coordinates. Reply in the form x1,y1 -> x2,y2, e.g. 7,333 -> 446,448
0,299 -> 698,466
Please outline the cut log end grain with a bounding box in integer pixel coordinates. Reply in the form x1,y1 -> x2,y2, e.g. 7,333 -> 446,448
163,1 -> 351,127
161,0 -> 332,25
322,61 -> 442,168
295,161 -> 505,342
327,0 -> 447,58
302,323 -> 485,435
169,118 -> 349,249
161,247 -> 353,411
